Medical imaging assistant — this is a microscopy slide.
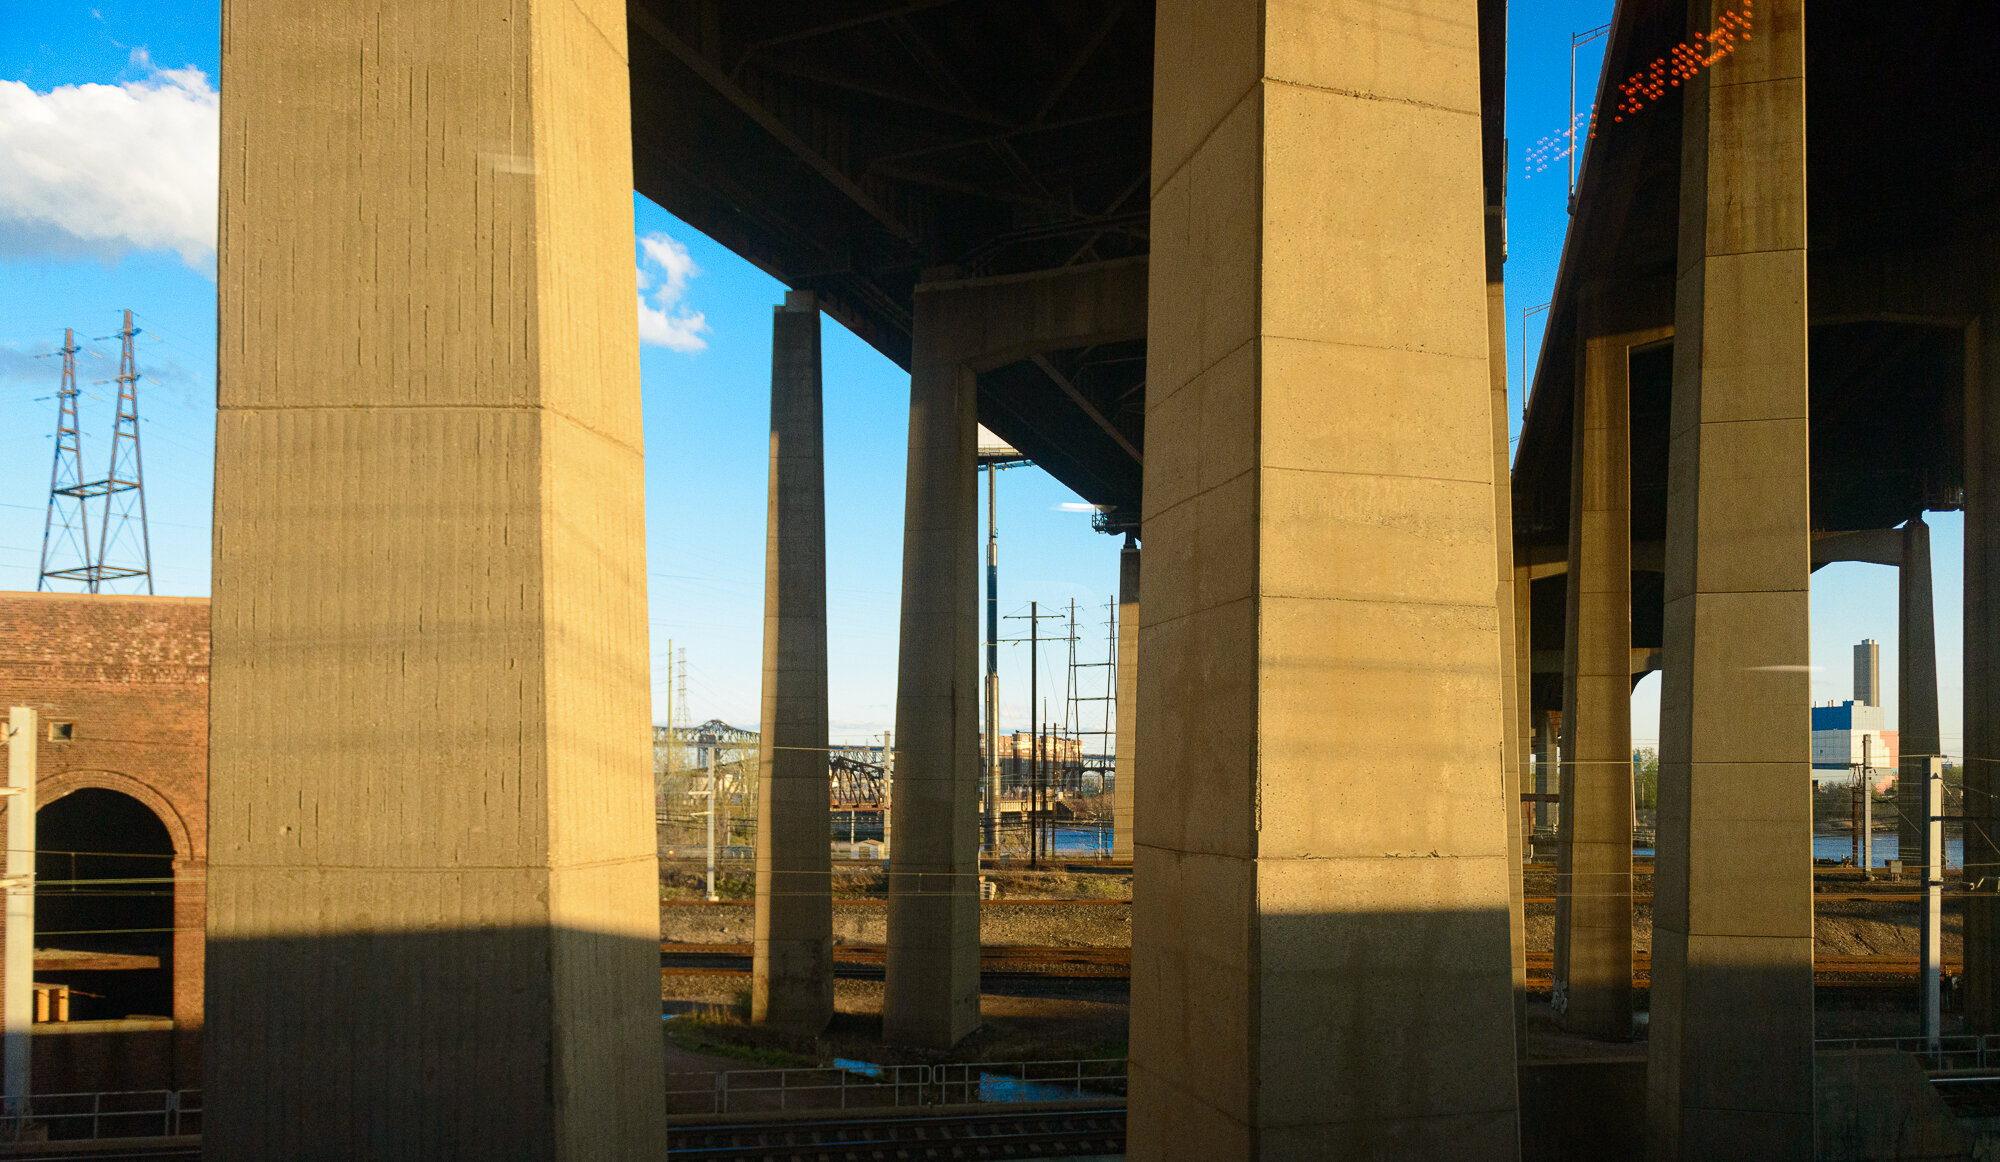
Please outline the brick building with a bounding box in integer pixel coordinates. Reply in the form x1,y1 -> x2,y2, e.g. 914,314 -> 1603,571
0,592 -> 207,1093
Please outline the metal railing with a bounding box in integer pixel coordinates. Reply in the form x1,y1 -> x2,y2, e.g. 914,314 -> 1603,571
0,1089 -> 200,1141
666,1057 -> 1126,1116
1817,1034 -> 2000,1072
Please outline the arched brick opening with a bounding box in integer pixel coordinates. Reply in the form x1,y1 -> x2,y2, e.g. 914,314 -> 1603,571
36,788 -> 176,1022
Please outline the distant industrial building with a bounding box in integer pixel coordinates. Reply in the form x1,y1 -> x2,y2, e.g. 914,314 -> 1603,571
1854,638 -> 1881,706
1811,700 -> 1899,789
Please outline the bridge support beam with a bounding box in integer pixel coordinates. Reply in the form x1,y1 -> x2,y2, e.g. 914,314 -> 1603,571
1648,1 -> 1814,1156
1112,536 -> 1139,862
752,290 -> 834,1033
209,0 -> 666,1155
884,290 -> 984,1050
883,259 -> 1147,1049
1555,321 -> 1664,1041
1898,517 -> 1939,877
1967,288 -> 2000,1031
1129,1 -> 1520,1155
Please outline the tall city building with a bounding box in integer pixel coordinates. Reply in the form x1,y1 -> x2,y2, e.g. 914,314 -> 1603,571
1855,638 -> 1880,706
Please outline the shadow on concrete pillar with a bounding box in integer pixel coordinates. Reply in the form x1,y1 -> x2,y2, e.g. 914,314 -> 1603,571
1554,323 -> 1666,1041
752,290 -> 834,1034
1966,293 -> 2000,1032
1111,536 -> 1139,863
883,287 -> 982,1051
207,0 -> 667,1154
1127,0 -> 1521,1155
1647,0 -> 1815,1155
1898,517 -> 1940,876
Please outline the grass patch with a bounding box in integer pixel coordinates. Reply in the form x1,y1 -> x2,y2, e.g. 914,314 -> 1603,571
664,1008 -> 820,1069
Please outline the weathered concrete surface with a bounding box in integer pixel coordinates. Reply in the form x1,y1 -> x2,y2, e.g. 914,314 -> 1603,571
885,259 -> 1148,1050
753,291 -> 834,1033
1815,1051 -> 1973,1162
1491,260 -> 1529,1061
1130,1 -> 1520,1156
1111,539 -> 1139,863
1899,517 -> 1940,873
1966,276 -> 2000,1032
1648,1 -> 1815,1157
1518,1057 -> 1646,1161
884,286 -> 983,1051
210,1 -> 666,1157
1556,324 -> 1666,1041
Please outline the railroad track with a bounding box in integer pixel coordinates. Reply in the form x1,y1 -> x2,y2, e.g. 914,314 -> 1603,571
666,942 -> 1957,987
665,1106 -> 1126,1161
1524,951 -> 1962,989
0,1141 -> 199,1161
663,943 -> 1131,980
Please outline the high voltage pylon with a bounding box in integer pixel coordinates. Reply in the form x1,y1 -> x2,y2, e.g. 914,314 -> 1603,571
37,311 -> 154,595
36,328 -> 89,589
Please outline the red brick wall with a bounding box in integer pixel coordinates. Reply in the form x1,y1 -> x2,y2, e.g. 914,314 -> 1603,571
0,592 -> 207,1091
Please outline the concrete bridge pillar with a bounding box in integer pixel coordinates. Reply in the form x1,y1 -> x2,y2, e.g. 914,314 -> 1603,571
883,287 -> 984,1051
883,259 -> 1147,1049
1111,535 -> 1139,863
1554,323 -> 1667,1041
1648,0 -> 1815,1156
1966,272 -> 2000,1031
1486,178 -> 1529,1061
209,0 -> 666,1156
1898,516 -> 1939,876
752,290 -> 834,1033
1532,711 -> 1557,838
1129,0 -> 1520,1155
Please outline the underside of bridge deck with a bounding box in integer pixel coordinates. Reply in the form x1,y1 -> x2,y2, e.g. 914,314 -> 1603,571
627,0 -> 1153,521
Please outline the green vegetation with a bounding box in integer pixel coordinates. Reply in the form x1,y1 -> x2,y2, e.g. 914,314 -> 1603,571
663,1007 -> 819,1068
1633,747 -> 1659,812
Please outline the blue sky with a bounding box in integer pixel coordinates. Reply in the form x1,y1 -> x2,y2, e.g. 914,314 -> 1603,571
0,3 -> 1961,757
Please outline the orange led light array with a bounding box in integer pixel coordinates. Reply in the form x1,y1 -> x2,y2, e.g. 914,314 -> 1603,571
1608,1 -> 1755,127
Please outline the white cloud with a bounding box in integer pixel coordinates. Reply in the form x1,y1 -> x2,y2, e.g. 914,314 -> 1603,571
0,51 -> 219,271
636,231 -> 710,352
1053,502 -> 1102,513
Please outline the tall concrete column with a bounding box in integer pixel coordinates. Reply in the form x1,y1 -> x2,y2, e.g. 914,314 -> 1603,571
1535,712 -> 1557,836
1487,246 -> 1528,1057
1648,1 -> 1814,1156
1130,2 -> 1520,1155
1555,325 -> 1660,1040
883,288 -> 982,1050
1515,563 -> 1535,849
752,291 -> 834,1033
210,1 -> 666,1156
1898,516 -> 1939,876
1112,535 -> 1140,862
1966,295 -> 2000,1031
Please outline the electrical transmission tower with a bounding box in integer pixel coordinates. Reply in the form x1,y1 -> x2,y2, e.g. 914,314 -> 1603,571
36,329 -> 90,590
38,311 -> 153,594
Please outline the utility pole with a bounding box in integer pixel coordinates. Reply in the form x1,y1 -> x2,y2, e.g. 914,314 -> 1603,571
1923,755 -> 1943,1048
4,708 -> 36,1120
1029,601 -> 1039,868
1861,733 -> 1874,876
1851,755 -> 1862,868
881,730 -> 893,858
705,744 -> 719,902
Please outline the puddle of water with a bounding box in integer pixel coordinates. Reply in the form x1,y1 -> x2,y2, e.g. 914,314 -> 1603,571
831,1058 -> 1106,1103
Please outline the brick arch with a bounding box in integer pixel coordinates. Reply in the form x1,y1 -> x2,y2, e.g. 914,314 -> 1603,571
38,770 -> 195,863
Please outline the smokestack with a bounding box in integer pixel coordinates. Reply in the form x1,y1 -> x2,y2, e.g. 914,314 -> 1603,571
1854,639 -> 1880,707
